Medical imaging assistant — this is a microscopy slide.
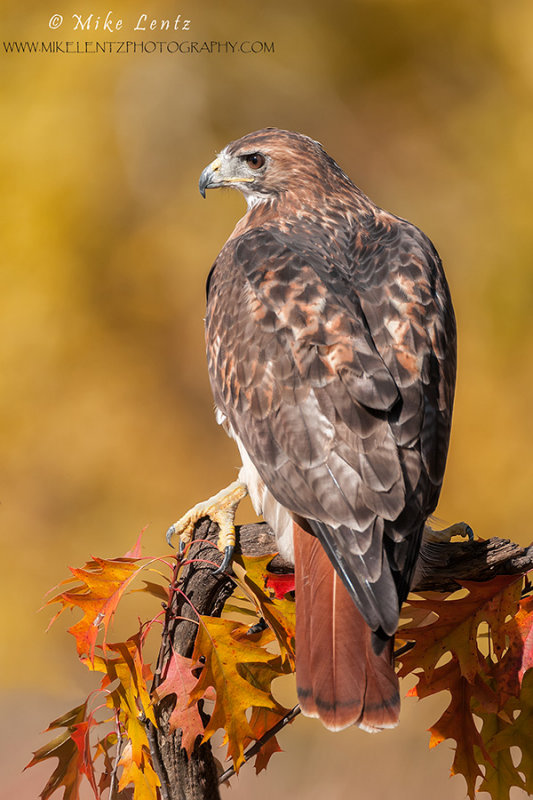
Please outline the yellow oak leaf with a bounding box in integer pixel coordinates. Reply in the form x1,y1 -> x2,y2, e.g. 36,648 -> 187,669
102,634 -> 156,768
487,669 -> 533,796
231,554 -> 295,668
477,709 -> 526,800
118,740 -> 160,800
190,616 -> 284,770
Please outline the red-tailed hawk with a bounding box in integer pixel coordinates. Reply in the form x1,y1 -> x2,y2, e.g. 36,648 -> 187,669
173,128 -> 456,732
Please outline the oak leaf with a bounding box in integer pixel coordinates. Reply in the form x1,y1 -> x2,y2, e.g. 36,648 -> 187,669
118,741 -> 160,800
101,634 -> 157,769
487,669 -> 533,796
93,732 -> 117,795
70,718 -> 100,798
490,593 -> 533,703
190,616 -> 286,769
26,703 -> 91,800
246,707 -> 284,774
399,576 -> 523,683
409,657 -> 491,798
265,571 -> 295,599
231,554 -> 295,668
476,709 -> 526,800
400,575 -> 533,800
153,651 -> 212,756
47,552 -> 145,663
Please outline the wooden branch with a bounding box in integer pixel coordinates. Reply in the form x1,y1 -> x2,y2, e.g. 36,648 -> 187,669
148,519 -> 533,800
413,535 -> 533,592
147,521 -> 282,800
148,526 -> 235,800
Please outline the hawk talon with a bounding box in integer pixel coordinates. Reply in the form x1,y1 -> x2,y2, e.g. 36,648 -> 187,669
166,524 -> 176,548
247,617 -> 268,636
423,520 -> 474,544
213,545 -> 234,575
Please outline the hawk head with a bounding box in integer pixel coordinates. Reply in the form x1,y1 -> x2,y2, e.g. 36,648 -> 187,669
199,128 -> 350,208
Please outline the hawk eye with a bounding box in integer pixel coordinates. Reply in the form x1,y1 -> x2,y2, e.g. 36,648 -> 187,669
245,153 -> 265,170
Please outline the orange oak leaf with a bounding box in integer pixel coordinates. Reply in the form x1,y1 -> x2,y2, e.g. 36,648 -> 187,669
399,576 -> 523,683
190,616 -> 286,769
47,545 -> 146,663
409,657 -> 491,799
401,574 -> 533,800
246,707 -> 284,774
152,651 -> 212,756
26,703 -> 91,800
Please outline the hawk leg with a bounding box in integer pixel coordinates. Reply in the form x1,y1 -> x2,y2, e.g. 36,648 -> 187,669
423,520 -> 474,544
166,480 -> 248,572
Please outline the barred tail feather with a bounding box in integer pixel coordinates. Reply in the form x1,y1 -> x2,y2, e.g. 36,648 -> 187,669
294,522 -> 400,732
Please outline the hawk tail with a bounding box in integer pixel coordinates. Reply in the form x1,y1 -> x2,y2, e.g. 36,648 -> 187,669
293,522 -> 400,732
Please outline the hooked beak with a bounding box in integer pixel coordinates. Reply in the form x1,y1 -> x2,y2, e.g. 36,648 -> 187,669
199,157 -> 222,198
199,154 -> 256,198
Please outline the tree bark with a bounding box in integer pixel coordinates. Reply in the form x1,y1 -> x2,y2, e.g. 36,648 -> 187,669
148,519 -> 533,800
148,522 -> 278,800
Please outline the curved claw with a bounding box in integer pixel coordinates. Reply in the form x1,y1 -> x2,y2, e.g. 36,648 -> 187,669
166,524 -> 176,548
213,545 -> 234,575
465,524 -> 474,541
247,617 -> 268,636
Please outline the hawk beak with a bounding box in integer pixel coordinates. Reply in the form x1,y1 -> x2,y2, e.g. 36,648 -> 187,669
199,157 -> 222,198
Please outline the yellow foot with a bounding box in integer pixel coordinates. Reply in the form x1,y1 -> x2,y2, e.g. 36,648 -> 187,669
166,480 -> 248,572
423,520 -> 474,544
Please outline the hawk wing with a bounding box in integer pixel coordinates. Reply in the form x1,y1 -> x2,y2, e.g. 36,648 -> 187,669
206,218 -> 455,639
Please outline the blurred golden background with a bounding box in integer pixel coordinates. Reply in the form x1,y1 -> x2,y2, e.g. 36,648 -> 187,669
1,0 -> 533,797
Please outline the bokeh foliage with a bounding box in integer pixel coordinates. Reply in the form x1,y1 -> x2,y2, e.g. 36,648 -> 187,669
1,1 -> 533,798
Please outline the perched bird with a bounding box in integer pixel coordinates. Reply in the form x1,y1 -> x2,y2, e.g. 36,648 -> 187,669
169,128 -> 456,733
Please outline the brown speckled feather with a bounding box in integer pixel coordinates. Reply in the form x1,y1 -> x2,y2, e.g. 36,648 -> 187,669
201,128 -> 456,727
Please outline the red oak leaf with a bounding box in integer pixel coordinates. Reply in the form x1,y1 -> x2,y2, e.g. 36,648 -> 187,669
265,571 -> 295,599
153,651 -> 213,756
